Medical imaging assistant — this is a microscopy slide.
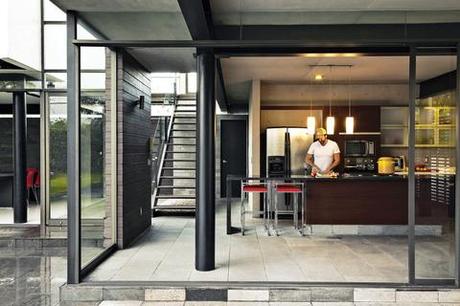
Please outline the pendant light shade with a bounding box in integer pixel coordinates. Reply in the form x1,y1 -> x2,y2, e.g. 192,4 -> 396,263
326,116 -> 335,135
307,116 -> 316,135
346,66 -> 354,134
345,116 -> 354,134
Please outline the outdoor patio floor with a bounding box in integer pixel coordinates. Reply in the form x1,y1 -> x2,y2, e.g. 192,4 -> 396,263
86,200 -> 453,283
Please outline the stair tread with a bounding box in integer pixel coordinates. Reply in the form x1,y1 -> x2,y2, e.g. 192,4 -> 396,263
157,186 -> 196,189
167,143 -> 195,146
154,205 -> 195,210
172,129 -> 197,131
160,176 -> 196,179
164,159 -> 195,162
156,195 -> 196,199
170,136 -> 197,138
165,151 -> 196,153
162,167 -> 196,170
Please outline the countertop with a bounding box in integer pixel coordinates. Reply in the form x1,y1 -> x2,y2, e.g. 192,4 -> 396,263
289,173 -> 406,181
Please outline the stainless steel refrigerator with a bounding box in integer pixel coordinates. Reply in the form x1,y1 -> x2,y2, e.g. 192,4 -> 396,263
266,127 -> 313,176
266,127 -> 313,210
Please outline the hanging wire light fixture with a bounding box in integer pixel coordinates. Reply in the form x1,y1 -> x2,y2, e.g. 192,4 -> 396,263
326,66 -> 335,135
306,83 -> 316,135
345,65 -> 355,134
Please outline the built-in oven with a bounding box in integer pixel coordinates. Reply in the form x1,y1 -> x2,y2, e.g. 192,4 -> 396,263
344,140 -> 375,157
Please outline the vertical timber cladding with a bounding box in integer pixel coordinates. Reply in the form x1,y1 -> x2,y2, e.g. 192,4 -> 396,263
116,51 -> 152,248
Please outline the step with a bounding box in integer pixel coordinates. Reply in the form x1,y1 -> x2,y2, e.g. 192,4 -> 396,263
165,151 -> 196,154
153,205 -> 195,210
157,186 -> 196,189
164,159 -> 196,162
175,111 -> 196,114
167,143 -> 195,146
175,115 -> 196,119
162,167 -> 196,171
172,129 -> 197,132
155,195 -> 196,199
160,176 -> 196,179
170,136 -> 197,139
173,122 -> 196,125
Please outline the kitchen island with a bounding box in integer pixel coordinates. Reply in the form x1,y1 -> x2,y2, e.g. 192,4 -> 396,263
291,174 -> 408,225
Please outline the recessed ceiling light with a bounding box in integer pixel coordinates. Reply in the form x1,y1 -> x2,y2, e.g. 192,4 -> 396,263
314,74 -> 323,81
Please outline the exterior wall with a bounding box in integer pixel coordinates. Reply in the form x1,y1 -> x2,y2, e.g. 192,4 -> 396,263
0,0 -> 41,70
248,80 -> 261,211
116,52 -> 152,248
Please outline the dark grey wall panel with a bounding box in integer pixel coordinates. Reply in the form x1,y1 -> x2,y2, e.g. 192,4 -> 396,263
117,51 -> 152,248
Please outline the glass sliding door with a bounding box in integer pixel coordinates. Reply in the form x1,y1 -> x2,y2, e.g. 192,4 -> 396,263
47,93 -> 68,222
79,47 -> 116,268
414,49 -> 457,281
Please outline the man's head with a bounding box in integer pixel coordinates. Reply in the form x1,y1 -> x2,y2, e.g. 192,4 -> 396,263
316,127 -> 328,145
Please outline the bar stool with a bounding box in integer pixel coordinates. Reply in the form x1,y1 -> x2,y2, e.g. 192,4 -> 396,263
273,182 -> 305,236
240,179 -> 270,236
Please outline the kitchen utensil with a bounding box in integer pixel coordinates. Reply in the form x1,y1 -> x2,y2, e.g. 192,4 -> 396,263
377,157 -> 396,174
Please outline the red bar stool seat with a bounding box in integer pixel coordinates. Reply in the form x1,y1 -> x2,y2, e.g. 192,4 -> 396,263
273,182 -> 305,236
240,180 -> 270,236
242,185 -> 268,193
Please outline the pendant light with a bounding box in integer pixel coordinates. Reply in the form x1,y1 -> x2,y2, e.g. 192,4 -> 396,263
345,66 -> 355,134
306,85 -> 316,135
326,66 -> 335,135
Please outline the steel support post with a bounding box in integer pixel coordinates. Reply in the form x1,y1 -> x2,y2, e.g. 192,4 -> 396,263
195,50 -> 216,271
13,92 -> 27,223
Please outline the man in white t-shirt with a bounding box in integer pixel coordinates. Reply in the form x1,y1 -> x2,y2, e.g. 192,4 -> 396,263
305,127 -> 341,175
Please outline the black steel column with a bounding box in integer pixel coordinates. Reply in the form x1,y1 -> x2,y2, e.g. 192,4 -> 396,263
67,11 -> 81,284
13,92 -> 27,223
195,50 -> 216,271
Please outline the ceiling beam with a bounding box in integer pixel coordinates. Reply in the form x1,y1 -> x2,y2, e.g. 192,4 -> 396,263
214,23 -> 460,43
177,0 -> 229,112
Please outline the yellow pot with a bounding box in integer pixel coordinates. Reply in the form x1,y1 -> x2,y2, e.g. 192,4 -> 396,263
377,157 -> 396,175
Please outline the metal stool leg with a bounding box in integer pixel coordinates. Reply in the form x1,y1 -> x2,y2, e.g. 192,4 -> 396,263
241,189 -> 245,236
293,192 -> 298,230
301,187 -> 305,236
274,190 -> 279,236
263,191 -> 270,235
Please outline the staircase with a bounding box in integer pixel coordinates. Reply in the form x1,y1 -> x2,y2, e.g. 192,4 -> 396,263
153,96 -> 197,212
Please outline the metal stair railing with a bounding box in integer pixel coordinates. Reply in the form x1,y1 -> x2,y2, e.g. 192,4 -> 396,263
151,85 -> 178,210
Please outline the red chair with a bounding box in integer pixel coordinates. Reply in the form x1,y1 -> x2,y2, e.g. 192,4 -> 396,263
273,182 -> 305,236
26,168 -> 39,204
240,179 -> 270,236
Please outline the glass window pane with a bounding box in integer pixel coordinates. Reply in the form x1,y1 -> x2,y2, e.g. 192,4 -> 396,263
187,72 -> 197,93
77,24 -> 98,40
81,47 -> 106,70
81,73 -> 106,90
44,24 -> 66,70
49,94 -> 68,220
415,53 -> 456,279
80,47 -> 114,268
45,72 -> 66,89
44,0 -> 66,21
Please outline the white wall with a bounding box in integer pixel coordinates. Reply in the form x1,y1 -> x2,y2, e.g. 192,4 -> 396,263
0,0 -> 41,70
248,79 -> 261,212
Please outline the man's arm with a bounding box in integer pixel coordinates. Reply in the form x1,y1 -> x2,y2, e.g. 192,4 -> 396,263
305,154 -> 320,173
323,152 -> 341,174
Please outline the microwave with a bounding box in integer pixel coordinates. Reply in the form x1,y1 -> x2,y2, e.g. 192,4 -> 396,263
344,140 -> 375,157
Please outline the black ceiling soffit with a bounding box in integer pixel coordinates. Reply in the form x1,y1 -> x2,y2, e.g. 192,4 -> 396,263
177,0 -> 229,112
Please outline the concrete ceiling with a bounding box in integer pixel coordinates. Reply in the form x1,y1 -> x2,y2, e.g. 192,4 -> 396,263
221,55 -> 457,104
210,0 -> 460,25
52,0 -> 194,72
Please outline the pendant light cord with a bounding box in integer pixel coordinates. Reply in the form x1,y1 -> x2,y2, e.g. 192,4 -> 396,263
328,66 -> 332,116
348,66 -> 352,117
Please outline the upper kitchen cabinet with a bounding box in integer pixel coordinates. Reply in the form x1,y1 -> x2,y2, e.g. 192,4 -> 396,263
380,91 -> 456,148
